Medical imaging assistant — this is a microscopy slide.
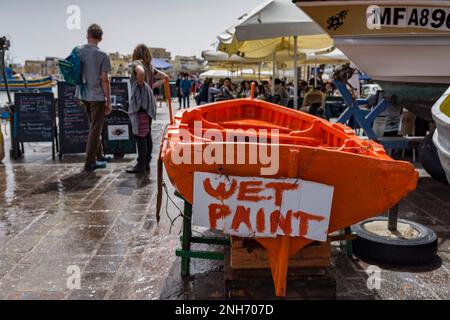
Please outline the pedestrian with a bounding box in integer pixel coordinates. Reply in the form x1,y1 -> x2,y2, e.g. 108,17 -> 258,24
197,78 -> 222,105
197,78 -> 209,105
180,73 -> 192,108
76,24 -> 112,172
309,69 -> 324,89
274,78 -> 288,100
299,80 -> 309,98
127,44 -> 169,174
242,81 -> 251,98
262,81 -> 272,98
175,74 -> 182,108
221,78 -> 235,100
287,82 -> 295,97
0,126 -> 4,162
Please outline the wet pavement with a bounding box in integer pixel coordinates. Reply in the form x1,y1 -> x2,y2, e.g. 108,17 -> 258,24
0,102 -> 450,300
0,104 -> 184,300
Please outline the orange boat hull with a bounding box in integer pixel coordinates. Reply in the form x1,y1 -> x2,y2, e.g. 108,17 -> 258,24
160,99 -> 418,296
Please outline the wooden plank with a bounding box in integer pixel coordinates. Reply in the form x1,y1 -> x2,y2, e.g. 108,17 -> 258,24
224,248 -> 336,300
230,237 -> 331,269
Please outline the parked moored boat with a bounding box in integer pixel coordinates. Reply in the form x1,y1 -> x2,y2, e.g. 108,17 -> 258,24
432,88 -> 450,184
160,94 -> 418,296
294,0 -> 450,121
0,74 -> 53,92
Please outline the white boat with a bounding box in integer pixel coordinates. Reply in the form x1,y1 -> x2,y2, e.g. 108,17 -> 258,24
432,88 -> 450,184
294,0 -> 450,121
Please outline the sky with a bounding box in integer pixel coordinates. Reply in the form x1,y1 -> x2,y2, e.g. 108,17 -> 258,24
0,0 -> 265,64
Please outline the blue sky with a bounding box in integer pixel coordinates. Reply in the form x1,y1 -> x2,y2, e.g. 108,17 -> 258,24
0,0 -> 264,63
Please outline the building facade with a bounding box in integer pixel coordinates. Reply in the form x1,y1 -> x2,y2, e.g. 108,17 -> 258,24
23,57 -> 60,76
24,60 -> 45,75
149,47 -> 171,60
20,47 -> 173,78
43,57 -> 59,76
109,52 -> 131,76
172,55 -> 205,74
9,63 -> 24,75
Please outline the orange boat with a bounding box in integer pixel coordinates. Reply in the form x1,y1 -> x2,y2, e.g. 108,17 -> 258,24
159,86 -> 418,297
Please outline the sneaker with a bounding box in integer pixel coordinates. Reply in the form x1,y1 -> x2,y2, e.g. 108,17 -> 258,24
97,155 -> 113,162
126,164 -> 146,174
84,161 -> 107,172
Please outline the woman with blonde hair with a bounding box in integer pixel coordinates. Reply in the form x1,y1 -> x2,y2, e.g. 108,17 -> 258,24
127,44 -> 168,173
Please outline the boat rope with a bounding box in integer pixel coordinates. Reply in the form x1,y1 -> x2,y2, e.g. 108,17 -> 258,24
161,179 -> 206,238
160,123 -> 207,236
162,180 -> 184,235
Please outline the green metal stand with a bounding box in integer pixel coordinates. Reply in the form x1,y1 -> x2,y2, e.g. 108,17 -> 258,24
344,227 -> 353,256
174,192 -> 230,276
337,227 -> 354,257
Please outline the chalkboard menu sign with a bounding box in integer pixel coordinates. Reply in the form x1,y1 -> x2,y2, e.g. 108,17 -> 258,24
57,82 -> 90,157
13,92 -> 56,160
111,76 -> 129,83
14,93 -> 55,143
111,81 -> 130,110
102,109 -> 136,155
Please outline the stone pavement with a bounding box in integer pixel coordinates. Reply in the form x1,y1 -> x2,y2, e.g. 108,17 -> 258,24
0,105 -> 184,300
0,102 -> 449,300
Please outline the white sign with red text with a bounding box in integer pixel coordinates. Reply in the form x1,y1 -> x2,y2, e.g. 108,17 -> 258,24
192,172 -> 334,241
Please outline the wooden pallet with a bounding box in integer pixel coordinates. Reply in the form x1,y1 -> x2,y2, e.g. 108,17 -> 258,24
225,248 -> 336,299
230,236 -> 331,269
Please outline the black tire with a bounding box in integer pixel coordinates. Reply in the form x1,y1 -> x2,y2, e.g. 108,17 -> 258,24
415,117 -> 430,136
113,153 -> 125,160
419,133 -> 449,185
352,217 -> 438,266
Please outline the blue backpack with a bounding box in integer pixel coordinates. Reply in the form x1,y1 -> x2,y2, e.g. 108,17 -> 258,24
58,47 -> 82,86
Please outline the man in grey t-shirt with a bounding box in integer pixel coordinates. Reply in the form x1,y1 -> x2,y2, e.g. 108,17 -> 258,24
76,24 -> 112,172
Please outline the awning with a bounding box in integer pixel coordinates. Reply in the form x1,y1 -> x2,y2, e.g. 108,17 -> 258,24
199,68 -> 272,80
235,0 -> 326,41
152,58 -> 172,70
217,0 -> 333,58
